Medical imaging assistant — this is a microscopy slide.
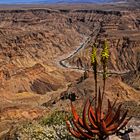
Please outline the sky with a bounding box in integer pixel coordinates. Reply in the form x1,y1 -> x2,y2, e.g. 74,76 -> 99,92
0,0 -> 41,4
0,0 -> 108,4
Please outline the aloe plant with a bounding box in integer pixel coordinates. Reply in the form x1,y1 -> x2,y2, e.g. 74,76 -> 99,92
66,40 -> 132,140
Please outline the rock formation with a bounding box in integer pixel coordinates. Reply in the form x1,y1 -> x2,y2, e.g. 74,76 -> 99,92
0,4 -> 139,138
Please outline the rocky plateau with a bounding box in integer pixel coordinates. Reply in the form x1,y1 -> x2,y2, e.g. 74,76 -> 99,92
0,3 -> 139,139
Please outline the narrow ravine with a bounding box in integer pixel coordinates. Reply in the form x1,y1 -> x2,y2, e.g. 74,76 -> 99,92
58,25 -> 130,75
59,36 -> 90,68
59,24 -> 101,69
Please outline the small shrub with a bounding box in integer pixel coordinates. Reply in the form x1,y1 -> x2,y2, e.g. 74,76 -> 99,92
41,111 -> 72,126
16,111 -> 76,140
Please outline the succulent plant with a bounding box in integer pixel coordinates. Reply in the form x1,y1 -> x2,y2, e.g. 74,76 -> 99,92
66,40 -> 132,140
66,89 -> 132,140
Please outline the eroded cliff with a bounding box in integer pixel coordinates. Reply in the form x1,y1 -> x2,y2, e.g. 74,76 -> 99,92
0,5 -> 140,136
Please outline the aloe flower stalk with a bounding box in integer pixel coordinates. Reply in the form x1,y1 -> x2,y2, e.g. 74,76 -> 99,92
91,44 -> 98,107
101,40 -> 109,100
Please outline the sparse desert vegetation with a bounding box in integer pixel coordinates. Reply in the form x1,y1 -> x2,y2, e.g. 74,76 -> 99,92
15,111 -> 76,140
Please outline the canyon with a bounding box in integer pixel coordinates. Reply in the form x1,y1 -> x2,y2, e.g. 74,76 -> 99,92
0,3 -> 139,139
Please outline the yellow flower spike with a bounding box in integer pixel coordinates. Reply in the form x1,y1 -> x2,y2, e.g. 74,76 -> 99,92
101,40 -> 109,63
91,44 -> 97,64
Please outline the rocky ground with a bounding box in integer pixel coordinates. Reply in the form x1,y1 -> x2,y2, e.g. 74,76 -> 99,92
0,3 -> 139,139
